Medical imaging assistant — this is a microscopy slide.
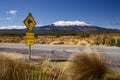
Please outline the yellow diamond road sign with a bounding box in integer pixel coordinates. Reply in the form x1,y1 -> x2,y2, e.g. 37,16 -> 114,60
23,13 -> 36,31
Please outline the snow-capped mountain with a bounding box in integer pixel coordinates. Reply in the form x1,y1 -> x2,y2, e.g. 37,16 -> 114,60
53,21 -> 91,26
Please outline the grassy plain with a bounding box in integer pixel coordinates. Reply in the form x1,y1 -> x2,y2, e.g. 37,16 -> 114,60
0,52 -> 120,80
0,33 -> 120,80
0,33 -> 120,46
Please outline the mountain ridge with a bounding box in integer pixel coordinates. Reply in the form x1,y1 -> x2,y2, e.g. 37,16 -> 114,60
0,21 -> 120,34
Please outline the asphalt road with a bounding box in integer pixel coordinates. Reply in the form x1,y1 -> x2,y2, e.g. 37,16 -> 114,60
0,43 -> 120,69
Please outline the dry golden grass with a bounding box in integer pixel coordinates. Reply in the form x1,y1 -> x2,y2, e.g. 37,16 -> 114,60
66,52 -> 107,80
104,70 -> 120,80
0,33 -> 120,46
0,52 -> 25,59
0,52 -> 120,80
0,53 -> 63,80
0,34 -> 120,46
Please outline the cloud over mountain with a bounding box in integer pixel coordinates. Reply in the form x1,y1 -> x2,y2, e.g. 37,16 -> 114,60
0,25 -> 25,29
53,20 -> 91,26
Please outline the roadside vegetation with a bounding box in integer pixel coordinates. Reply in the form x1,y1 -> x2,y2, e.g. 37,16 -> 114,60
0,53 -> 63,80
0,52 -> 120,80
94,34 -> 120,47
0,32 -> 120,46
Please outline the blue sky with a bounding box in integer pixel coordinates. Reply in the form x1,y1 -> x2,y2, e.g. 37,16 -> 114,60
0,0 -> 120,29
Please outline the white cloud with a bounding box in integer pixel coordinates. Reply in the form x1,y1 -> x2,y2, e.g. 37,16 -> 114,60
4,10 -> 18,21
0,25 -> 25,29
7,10 -> 17,15
53,20 -> 91,26
5,17 -> 12,21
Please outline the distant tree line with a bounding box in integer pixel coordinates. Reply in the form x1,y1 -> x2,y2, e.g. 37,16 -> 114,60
0,32 -> 25,37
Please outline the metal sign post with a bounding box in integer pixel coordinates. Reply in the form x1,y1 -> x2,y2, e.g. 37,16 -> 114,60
28,45 -> 31,60
23,13 -> 36,60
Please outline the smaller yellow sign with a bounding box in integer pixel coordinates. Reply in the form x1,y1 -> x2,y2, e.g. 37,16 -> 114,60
26,32 -> 34,45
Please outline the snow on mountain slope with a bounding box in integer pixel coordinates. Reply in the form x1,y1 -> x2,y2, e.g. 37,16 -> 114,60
53,20 -> 91,26
0,20 -> 91,29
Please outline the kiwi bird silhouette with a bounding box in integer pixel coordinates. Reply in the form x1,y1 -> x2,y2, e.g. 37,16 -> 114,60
27,19 -> 33,26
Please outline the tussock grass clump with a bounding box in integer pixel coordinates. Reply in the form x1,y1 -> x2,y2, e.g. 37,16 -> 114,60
0,53 -> 63,80
67,52 -> 107,80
